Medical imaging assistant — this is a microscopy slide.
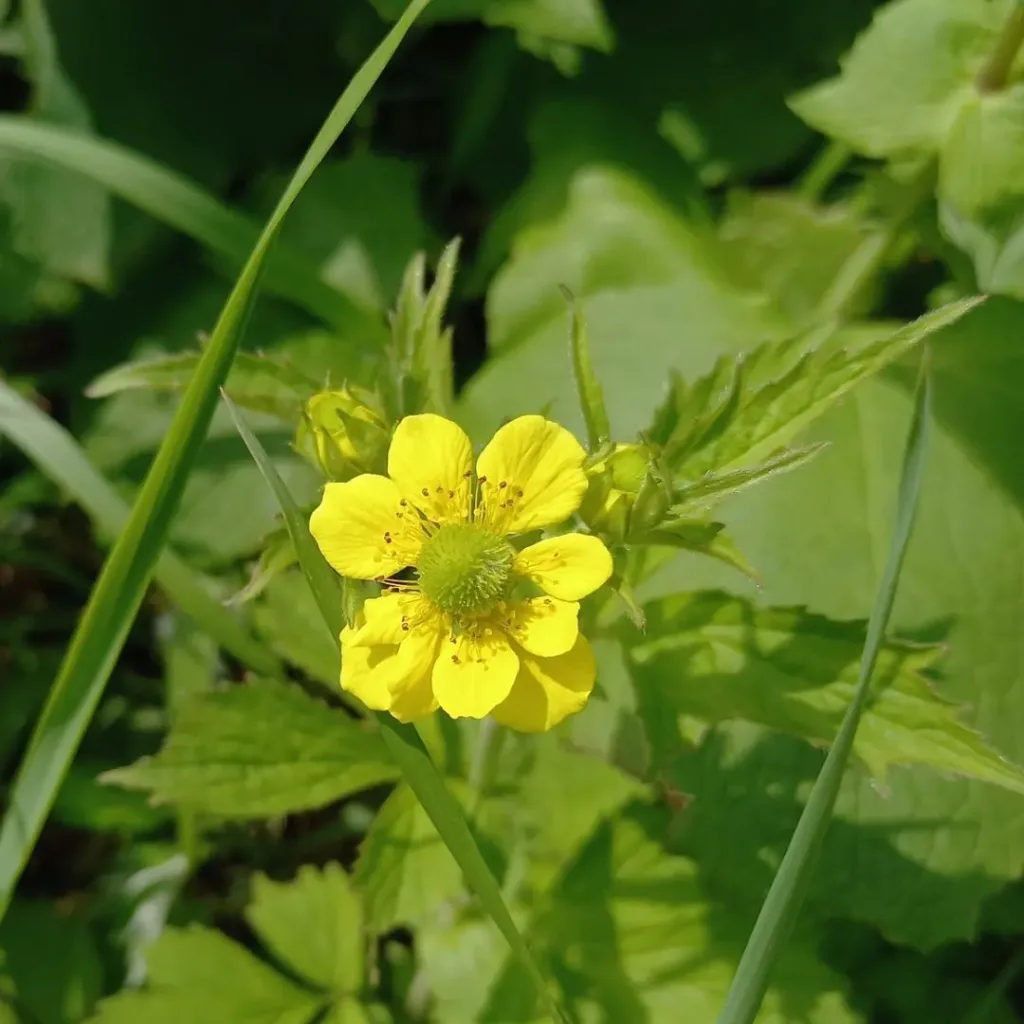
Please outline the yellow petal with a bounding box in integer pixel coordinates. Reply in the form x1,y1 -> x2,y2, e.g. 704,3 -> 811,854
348,592 -> 437,647
340,630 -> 397,711
341,615 -> 441,714
504,597 -> 579,657
492,636 -> 596,733
311,475 -> 423,580
514,533 -> 613,601
476,415 -> 587,533
431,627 -> 518,719
387,413 -> 473,524
390,628 -> 442,722
347,593 -> 405,646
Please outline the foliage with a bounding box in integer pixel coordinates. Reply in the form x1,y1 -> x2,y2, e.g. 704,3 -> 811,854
3,0 -> 1024,1022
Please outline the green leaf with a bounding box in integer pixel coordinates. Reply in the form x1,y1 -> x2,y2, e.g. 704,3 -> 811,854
543,807 -> 858,1023
563,290 -> 609,450
665,362 -> 1024,949
86,350 -> 321,421
719,193 -> 871,328
634,590 -> 1024,796
247,864 -> 364,995
789,0 -> 1001,160
0,378 -> 284,677
635,520 -> 759,582
87,925 -> 322,1024
0,0 -> 431,921
229,523 -> 299,607
1,0 -> 110,289
0,901 -> 102,1024
485,166 -> 781,357
103,677 -> 398,818
670,445 -> 827,513
401,236 -> 460,416
354,783 -> 466,933
729,362 -> 935,1024
669,300 -> 981,480
227,408 -> 566,1020
0,116 -> 381,333
940,83 -> 1024,216
246,153 -> 433,313
253,571 -> 341,686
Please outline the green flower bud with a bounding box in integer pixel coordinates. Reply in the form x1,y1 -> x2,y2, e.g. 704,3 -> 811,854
579,442 -> 657,542
295,385 -> 389,481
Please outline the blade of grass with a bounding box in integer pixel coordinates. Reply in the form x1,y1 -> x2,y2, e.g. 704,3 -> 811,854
0,0 -> 432,922
224,394 -> 566,1023
0,379 -> 283,677
717,353 -> 934,1024
0,116 -> 382,337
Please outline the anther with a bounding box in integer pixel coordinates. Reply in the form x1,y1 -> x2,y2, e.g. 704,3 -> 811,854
447,490 -> 454,498
499,480 -> 508,489
451,654 -> 460,664
384,531 -> 393,544
421,487 -> 429,497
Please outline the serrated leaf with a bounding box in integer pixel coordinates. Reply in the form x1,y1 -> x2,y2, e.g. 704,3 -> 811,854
247,864 -> 364,995
789,0 -> 1001,160
670,445 -> 826,512
353,784 -> 466,933
103,677 -> 397,818
563,290 -> 609,450
637,520 -> 759,582
631,591 -> 1024,792
671,299 -> 981,480
86,925 -> 322,1024
411,237 -> 460,415
86,350 -> 320,421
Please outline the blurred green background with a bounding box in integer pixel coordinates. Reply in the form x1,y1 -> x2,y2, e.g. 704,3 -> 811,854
3,0 -> 1024,1021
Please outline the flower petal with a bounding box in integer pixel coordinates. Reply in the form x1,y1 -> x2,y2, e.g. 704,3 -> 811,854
492,636 -> 596,733
340,630 -> 397,711
311,475 -> 422,579
348,593 -> 437,647
431,628 -> 518,719
504,597 -> 579,657
476,415 -> 587,533
390,628 -> 442,723
514,533 -> 613,601
388,413 -> 473,524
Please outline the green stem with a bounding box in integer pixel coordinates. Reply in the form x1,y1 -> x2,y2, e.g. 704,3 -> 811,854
813,162 -> 935,322
797,141 -> 852,202
977,3 -> 1024,92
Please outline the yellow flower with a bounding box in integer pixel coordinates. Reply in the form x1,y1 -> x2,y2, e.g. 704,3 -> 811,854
309,413 -> 613,732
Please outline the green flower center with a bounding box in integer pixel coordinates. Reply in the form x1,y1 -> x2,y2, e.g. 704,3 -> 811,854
417,523 -> 515,616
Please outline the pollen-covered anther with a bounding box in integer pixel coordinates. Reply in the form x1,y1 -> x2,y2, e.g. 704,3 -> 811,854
416,523 -> 515,616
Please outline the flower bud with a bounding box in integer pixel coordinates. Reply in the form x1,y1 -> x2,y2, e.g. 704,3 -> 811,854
579,442 -> 657,541
295,385 -> 389,481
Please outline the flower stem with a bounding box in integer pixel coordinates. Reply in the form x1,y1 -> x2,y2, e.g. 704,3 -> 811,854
977,2 -> 1024,93
797,141 -> 852,202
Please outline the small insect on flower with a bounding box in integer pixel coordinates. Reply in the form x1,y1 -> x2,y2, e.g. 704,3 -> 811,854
309,413 -> 614,732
